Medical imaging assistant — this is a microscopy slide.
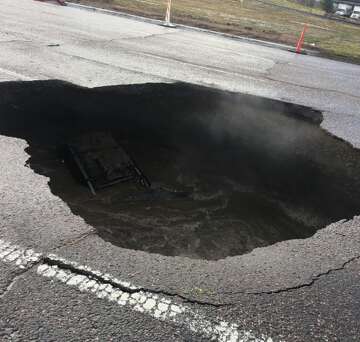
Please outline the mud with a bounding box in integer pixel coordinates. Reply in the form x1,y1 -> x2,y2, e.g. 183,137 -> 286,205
1,80 -> 360,260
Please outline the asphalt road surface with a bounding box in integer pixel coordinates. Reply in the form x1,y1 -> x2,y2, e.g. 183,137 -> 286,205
1,1 -> 360,341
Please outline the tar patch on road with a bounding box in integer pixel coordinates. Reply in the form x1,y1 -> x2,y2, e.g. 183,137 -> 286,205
1,80 -> 360,260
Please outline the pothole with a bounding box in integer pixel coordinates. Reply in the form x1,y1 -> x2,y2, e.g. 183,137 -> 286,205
2,80 -> 360,260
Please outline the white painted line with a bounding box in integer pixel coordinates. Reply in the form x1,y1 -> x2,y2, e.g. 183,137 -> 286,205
0,239 -> 42,268
0,239 -> 275,341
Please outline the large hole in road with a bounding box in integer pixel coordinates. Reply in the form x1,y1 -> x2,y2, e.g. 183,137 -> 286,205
1,80 -> 360,260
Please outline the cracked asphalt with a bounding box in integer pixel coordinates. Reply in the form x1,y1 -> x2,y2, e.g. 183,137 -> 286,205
1,0 -> 360,340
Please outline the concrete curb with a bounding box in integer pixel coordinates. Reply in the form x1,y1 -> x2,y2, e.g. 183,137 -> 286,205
65,2 -> 314,55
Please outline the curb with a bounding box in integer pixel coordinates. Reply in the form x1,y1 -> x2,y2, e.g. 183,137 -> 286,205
65,2 -> 314,55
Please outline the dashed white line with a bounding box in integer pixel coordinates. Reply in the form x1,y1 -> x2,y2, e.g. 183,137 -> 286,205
0,239 -> 275,342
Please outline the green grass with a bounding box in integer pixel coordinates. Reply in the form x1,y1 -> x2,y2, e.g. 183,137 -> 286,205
72,0 -> 360,63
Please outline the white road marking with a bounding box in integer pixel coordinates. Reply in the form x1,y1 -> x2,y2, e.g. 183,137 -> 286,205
0,239 -> 275,341
0,239 -> 42,268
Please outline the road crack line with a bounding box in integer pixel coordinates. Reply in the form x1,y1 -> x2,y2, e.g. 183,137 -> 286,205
223,254 -> 360,297
251,254 -> 360,295
44,254 -> 229,307
0,268 -> 28,299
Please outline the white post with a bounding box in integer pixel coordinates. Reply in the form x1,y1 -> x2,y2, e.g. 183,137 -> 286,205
165,0 -> 172,24
163,0 -> 176,27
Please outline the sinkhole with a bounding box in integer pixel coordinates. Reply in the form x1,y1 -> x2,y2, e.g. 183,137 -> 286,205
2,80 -> 360,260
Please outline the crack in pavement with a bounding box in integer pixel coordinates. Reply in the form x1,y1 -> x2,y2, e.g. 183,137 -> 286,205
44,254 -> 229,308
49,229 -> 97,252
0,39 -> 32,44
60,51 -> 173,82
111,31 -> 180,42
263,74 -> 360,102
60,31 -> 178,47
41,230 -> 229,307
223,254 -> 360,297
0,259 -> 43,299
0,270 -> 26,299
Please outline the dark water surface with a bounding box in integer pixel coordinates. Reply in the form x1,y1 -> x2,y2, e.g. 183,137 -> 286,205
1,80 -> 360,259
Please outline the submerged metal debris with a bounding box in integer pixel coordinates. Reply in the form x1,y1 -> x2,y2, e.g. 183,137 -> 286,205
66,132 -> 151,195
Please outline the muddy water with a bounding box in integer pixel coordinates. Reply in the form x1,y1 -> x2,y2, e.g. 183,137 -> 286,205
2,80 -> 360,260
